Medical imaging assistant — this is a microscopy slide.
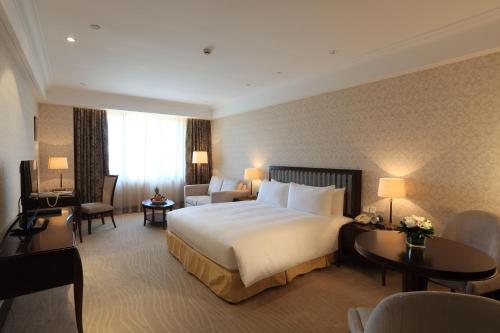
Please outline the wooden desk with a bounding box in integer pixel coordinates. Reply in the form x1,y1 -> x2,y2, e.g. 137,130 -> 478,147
0,209 -> 83,332
355,230 -> 497,292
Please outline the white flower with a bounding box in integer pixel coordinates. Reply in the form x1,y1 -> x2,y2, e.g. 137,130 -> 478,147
402,215 -> 433,230
413,215 -> 426,223
402,216 -> 418,228
418,220 -> 433,230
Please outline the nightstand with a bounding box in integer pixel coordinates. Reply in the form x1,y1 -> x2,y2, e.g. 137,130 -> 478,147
337,222 -> 390,286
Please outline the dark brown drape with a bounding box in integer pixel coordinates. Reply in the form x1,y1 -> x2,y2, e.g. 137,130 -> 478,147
74,107 -> 109,203
186,119 -> 212,184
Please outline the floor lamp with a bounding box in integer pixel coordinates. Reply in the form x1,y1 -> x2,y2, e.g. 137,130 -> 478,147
192,151 -> 208,183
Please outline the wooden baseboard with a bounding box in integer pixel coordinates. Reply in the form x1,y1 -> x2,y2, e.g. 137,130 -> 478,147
0,298 -> 13,331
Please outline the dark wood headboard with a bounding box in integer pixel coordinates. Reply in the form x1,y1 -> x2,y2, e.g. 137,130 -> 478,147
268,166 -> 362,218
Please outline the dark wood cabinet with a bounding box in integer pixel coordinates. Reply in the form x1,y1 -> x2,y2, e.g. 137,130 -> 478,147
0,210 -> 83,332
338,222 -> 388,286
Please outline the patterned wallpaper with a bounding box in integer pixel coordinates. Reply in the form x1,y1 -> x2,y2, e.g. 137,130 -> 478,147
38,104 -> 74,191
212,52 -> 500,231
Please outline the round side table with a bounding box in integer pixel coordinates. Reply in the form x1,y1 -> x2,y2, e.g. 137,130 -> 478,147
355,230 -> 497,292
141,199 -> 175,230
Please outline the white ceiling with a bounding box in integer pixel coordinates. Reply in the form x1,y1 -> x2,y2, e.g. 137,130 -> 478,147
4,0 -> 500,118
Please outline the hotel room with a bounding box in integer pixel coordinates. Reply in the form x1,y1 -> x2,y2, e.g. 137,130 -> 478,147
0,1 -> 499,332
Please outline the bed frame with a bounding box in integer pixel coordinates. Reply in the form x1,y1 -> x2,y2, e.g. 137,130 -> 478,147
268,166 -> 362,218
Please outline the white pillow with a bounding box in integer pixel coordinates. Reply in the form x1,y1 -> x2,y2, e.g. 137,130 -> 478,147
208,176 -> 224,194
331,188 -> 345,216
221,177 -> 240,191
257,180 -> 289,207
287,183 -> 335,216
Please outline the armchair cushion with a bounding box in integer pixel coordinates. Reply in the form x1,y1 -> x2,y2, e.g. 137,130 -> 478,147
208,176 -> 224,194
221,177 -> 240,191
348,308 -> 373,333
184,176 -> 250,206
362,291 -> 500,333
185,195 -> 211,206
184,184 -> 209,197
433,210 -> 500,295
211,190 -> 250,203
81,202 -> 113,215
431,279 -> 467,293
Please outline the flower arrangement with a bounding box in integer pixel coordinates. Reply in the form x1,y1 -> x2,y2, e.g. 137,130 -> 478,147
398,215 -> 434,248
151,186 -> 166,205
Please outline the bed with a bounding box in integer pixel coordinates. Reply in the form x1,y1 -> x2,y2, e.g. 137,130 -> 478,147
166,166 -> 362,303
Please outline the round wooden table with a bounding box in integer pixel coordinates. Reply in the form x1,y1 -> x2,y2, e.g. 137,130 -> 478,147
354,230 -> 497,292
141,199 -> 175,230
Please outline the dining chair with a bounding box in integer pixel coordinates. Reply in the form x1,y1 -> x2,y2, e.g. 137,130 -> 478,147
81,175 -> 118,235
348,291 -> 500,333
432,210 -> 500,295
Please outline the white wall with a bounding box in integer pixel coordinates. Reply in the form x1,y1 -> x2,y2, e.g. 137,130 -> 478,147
0,18 -> 38,232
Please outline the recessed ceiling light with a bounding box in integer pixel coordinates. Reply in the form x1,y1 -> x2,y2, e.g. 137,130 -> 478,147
90,24 -> 101,30
329,49 -> 336,55
66,36 -> 76,43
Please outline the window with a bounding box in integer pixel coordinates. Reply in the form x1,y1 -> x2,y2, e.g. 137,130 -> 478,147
107,109 -> 187,212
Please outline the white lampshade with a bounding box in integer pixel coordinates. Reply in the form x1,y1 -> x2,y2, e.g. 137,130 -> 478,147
244,168 -> 261,180
192,151 -> 208,164
48,157 -> 68,170
378,178 -> 406,198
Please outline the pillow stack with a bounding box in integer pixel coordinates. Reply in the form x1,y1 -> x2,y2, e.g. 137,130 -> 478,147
257,179 -> 345,216
256,180 -> 289,207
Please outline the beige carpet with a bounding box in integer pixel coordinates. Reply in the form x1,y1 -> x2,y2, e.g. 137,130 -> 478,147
2,213 -> 445,333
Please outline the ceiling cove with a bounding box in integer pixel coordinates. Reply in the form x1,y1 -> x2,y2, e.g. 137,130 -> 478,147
2,0 -> 500,118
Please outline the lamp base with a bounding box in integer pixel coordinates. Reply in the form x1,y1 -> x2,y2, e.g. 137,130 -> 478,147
389,197 -> 393,226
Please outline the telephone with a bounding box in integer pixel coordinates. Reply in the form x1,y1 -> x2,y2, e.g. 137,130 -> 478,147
354,213 -> 376,224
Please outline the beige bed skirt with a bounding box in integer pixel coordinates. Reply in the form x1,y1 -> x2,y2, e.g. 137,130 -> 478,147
166,230 -> 334,303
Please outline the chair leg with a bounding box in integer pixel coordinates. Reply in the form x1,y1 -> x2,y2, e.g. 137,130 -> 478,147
101,215 -> 105,224
87,218 -> 92,235
381,270 -> 386,287
111,213 -> 117,228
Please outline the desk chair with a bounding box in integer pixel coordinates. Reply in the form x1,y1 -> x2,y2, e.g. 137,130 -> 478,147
81,175 -> 118,234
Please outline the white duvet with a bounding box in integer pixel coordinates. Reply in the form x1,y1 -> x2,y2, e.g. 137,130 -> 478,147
167,201 -> 351,287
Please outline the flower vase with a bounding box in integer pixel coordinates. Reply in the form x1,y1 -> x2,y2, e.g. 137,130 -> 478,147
406,233 -> 426,248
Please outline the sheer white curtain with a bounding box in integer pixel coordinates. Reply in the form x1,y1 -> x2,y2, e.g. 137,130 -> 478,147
107,109 -> 186,213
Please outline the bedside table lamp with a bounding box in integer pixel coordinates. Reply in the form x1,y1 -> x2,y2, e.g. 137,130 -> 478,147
244,168 -> 261,196
378,178 -> 406,227
48,156 -> 69,190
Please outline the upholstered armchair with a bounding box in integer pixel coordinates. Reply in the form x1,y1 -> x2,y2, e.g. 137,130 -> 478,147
348,291 -> 500,333
431,210 -> 500,295
184,176 -> 250,207
81,175 -> 118,234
